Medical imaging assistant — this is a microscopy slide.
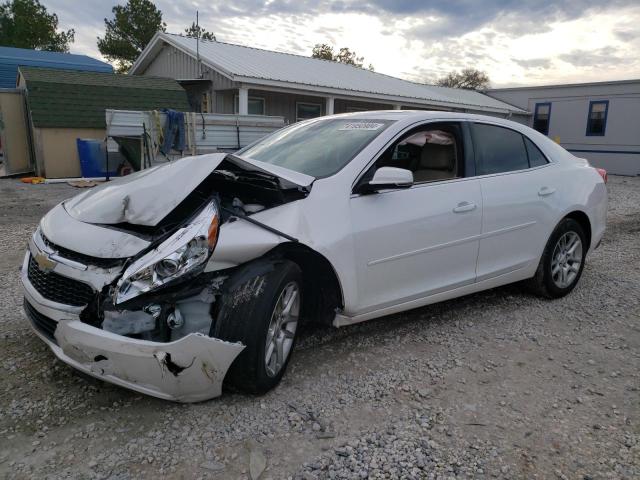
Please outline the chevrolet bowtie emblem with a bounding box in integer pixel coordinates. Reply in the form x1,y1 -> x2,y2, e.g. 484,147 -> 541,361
34,252 -> 57,273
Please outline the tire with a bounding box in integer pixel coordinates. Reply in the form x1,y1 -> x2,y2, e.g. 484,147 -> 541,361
211,258 -> 303,394
528,218 -> 587,299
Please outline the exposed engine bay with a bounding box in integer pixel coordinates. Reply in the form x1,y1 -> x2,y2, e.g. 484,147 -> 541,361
44,154 -> 311,345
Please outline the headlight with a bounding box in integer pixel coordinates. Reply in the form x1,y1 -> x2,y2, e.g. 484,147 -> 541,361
114,201 -> 219,304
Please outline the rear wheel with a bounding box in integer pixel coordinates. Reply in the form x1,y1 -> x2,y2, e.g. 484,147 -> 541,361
528,218 -> 587,298
212,259 -> 302,394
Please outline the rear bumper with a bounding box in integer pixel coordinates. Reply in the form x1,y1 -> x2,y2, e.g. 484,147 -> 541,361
21,252 -> 244,403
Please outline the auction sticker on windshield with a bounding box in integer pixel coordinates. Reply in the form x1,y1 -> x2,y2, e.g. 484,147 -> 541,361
339,122 -> 385,131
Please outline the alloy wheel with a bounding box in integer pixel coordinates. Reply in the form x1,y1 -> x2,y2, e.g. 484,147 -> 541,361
551,231 -> 583,288
264,281 -> 300,377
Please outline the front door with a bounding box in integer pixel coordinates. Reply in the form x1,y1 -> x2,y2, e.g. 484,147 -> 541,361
348,122 -> 482,314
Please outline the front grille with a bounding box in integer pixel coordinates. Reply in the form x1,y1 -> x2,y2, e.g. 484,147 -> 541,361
24,299 -> 58,344
27,255 -> 95,306
41,234 -> 124,269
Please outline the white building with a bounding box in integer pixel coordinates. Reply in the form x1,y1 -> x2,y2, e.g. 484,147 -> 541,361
487,80 -> 640,175
130,32 -> 525,125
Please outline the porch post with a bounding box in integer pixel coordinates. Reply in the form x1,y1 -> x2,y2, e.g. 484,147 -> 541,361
238,86 -> 249,115
325,96 -> 335,116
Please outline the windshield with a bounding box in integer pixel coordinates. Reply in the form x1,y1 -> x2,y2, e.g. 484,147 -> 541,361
237,118 -> 394,178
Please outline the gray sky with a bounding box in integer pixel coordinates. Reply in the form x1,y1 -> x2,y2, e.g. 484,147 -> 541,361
42,0 -> 640,87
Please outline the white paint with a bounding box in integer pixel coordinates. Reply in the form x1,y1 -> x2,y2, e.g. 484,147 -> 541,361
203,111 -> 606,318
22,110 -> 608,402
40,203 -> 150,259
50,321 -> 244,402
238,86 -> 249,116
64,154 -> 227,226
325,96 -> 334,115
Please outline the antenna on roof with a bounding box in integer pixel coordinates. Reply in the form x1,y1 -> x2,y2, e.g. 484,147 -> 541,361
196,10 -> 201,78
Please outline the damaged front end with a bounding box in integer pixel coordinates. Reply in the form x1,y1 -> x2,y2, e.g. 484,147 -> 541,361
21,153 -> 311,402
21,220 -> 245,402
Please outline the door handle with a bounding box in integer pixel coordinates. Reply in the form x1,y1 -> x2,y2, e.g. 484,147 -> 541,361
538,186 -> 556,197
453,201 -> 477,213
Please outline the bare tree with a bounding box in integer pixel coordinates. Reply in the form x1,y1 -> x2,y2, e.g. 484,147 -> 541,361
311,43 -> 373,70
436,68 -> 490,90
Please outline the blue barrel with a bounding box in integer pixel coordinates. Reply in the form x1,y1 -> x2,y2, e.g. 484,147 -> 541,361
76,139 -> 118,178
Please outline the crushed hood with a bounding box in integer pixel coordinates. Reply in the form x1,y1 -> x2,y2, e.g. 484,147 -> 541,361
65,153 -> 314,227
65,154 -> 226,226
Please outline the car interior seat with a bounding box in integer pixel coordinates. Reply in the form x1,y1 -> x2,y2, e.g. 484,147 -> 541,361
412,142 -> 457,182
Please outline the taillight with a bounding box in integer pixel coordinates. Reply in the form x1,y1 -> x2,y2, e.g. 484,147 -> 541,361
595,168 -> 608,184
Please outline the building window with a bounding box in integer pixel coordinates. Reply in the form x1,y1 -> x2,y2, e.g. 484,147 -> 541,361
586,100 -> 608,136
533,103 -> 551,135
234,95 -> 265,115
296,102 -> 322,122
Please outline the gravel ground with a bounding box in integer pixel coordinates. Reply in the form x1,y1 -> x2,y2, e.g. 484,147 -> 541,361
0,176 -> 639,479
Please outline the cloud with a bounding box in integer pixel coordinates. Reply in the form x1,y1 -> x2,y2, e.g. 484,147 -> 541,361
39,0 -> 640,87
558,47 -> 627,68
512,58 -> 552,69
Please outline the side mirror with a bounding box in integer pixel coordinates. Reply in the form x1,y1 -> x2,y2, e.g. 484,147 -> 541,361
358,167 -> 413,194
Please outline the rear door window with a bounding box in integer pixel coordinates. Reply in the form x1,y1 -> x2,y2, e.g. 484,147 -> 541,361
471,123 -> 529,175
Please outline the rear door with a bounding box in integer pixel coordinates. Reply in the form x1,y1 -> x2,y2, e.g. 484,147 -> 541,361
470,122 -> 557,281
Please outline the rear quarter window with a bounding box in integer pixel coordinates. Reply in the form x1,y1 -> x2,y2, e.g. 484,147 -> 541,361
524,137 -> 549,167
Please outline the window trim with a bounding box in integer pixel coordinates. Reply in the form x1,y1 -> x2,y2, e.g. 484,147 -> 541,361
533,102 -> 551,135
351,120 -> 471,194
585,100 -> 609,137
469,121 -> 553,178
351,119 -> 555,196
523,136 -> 549,168
295,101 -> 322,122
233,95 -> 265,115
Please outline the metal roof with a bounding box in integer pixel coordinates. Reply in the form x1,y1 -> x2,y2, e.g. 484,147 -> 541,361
0,46 -> 112,88
132,33 -> 526,115
487,78 -> 640,92
20,67 -> 189,128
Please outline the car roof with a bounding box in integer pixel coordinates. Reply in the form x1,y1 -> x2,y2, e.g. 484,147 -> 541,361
328,109 -> 512,123
322,110 -> 573,164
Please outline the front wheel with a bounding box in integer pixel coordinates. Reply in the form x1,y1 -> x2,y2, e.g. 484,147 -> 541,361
211,259 -> 302,394
528,218 -> 587,298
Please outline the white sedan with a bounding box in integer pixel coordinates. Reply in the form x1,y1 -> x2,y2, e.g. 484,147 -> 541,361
21,111 -> 607,401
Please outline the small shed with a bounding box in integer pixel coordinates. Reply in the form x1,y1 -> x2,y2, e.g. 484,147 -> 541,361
18,67 -> 190,178
0,47 -> 113,176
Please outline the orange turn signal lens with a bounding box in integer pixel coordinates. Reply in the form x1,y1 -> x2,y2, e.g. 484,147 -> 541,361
207,214 -> 219,248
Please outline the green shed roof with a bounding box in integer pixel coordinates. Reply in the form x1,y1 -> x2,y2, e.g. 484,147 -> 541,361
20,66 -> 190,128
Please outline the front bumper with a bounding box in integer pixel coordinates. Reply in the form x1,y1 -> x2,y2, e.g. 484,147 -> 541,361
21,251 -> 244,403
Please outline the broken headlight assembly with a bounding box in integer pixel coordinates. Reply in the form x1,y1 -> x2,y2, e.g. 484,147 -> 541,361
114,201 -> 219,304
